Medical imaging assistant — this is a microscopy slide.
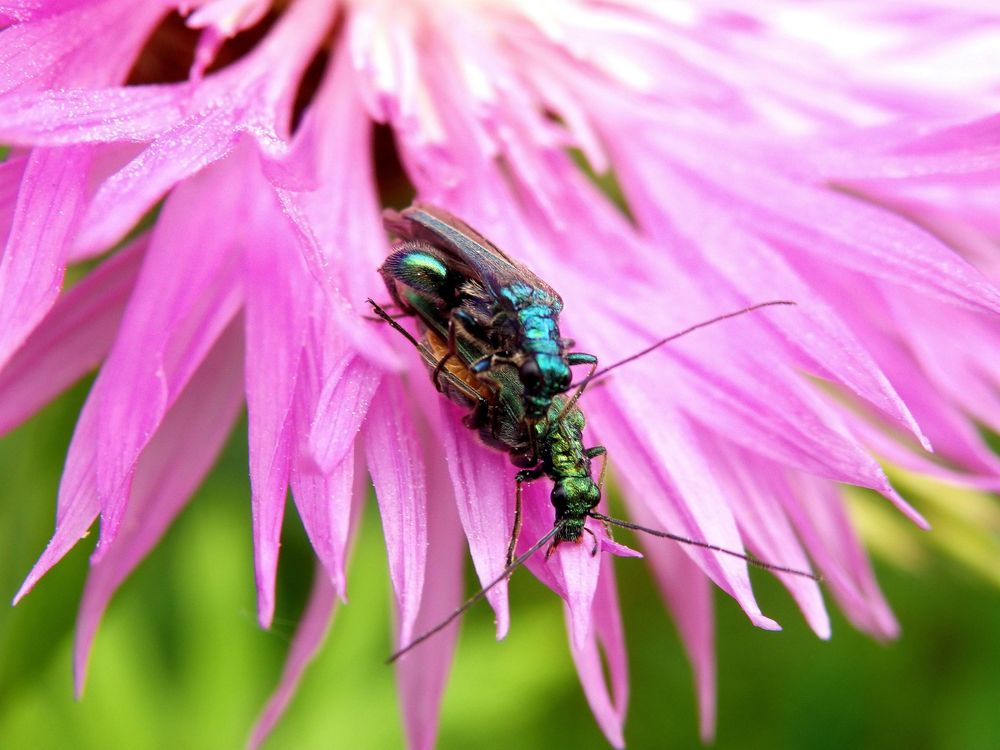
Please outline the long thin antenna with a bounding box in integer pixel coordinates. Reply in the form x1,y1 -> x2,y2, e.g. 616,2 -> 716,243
588,512 -> 820,581
387,523 -> 566,664
572,301 -> 796,395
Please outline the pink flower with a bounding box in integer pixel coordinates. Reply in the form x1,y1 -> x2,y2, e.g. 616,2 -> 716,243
2,1 -> 999,747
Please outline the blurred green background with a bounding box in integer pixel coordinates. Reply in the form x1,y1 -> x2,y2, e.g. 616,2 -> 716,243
2,380 -> 1000,750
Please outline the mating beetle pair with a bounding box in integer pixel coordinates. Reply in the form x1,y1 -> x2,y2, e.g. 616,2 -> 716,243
373,203 -> 606,560
370,203 -> 816,660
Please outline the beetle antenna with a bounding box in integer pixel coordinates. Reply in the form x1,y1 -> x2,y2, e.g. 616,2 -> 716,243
565,301 -> 795,410
588,512 -> 820,581
387,523 -> 566,663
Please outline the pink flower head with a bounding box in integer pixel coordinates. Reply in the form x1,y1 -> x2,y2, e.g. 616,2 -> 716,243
2,1 -> 1000,747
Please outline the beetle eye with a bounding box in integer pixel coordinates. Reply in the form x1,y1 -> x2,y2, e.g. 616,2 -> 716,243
551,483 -> 569,511
520,360 -> 542,389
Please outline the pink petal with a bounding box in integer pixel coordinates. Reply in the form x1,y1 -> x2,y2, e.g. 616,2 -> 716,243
622,174 -> 927,446
13,382 -> 100,603
851,405 -> 1000,491
0,145 -> 91,373
73,0 -> 338,255
74,321 -> 243,692
0,84 -> 195,144
599,537 -> 642,559
396,449 -> 465,750
780,475 -> 899,639
0,153 -> 27,237
247,567 -> 338,750
604,116 -> 1000,314
243,164 -> 313,628
437,402 -> 511,639
0,232 -> 144,435
186,0 -> 270,77
289,448 -> 355,600
803,260 -> 1000,480
364,378 -> 428,646
307,353 -> 381,473
289,303 -> 373,596
515,479 -> 601,651
91,156 -> 244,560
583,304 -> 927,528
712,440 -> 830,638
271,43 -> 399,367
590,394 -> 780,632
552,535 -> 601,651
888,292 -> 1000,437
844,174 -> 1000,271
247,457 -> 367,748
74,105 -> 248,255
0,1 -> 166,93
680,134 -> 1000,314
637,501 -> 717,742
820,113 -> 1000,180
187,0 -> 270,38
567,555 -> 629,749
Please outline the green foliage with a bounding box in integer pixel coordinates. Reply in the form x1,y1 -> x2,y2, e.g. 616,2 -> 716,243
2,388 -> 1000,749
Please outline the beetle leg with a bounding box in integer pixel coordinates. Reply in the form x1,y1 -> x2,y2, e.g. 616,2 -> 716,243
430,351 -> 453,392
508,466 -> 544,566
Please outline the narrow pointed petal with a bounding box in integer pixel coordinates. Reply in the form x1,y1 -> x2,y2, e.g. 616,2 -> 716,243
308,354 -> 381,473
712,442 -> 830,637
244,166 -> 310,628
13,393 -> 99,603
396,452 -> 464,750
639,508 -> 717,743
816,113 -> 1000,180
567,556 -> 629,749
889,293 -> 1000,438
437,403 -> 510,638
708,143 -> 1000,313
246,568 -> 338,750
621,176 -> 927,445
290,316 -> 368,597
584,303 -> 927,527
0,145 -> 91,373
187,0 -> 270,38
90,158 -> 243,559
516,480 -> 601,651
271,43 -> 399,367
248,461 -> 366,747
780,476 -> 899,639
65,0 -> 338,255
851,406 -> 1000,491
365,378 -> 428,646
0,233 -> 144,435
74,106 -> 249,255
290,451 -> 354,599
614,123 -> 1000,314
599,537 -> 642,559
553,537 -> 601,652
187,0 -> 271,77
801,262 -> 1000,482
592,395 -> 780,632
74,321 -> 243,692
